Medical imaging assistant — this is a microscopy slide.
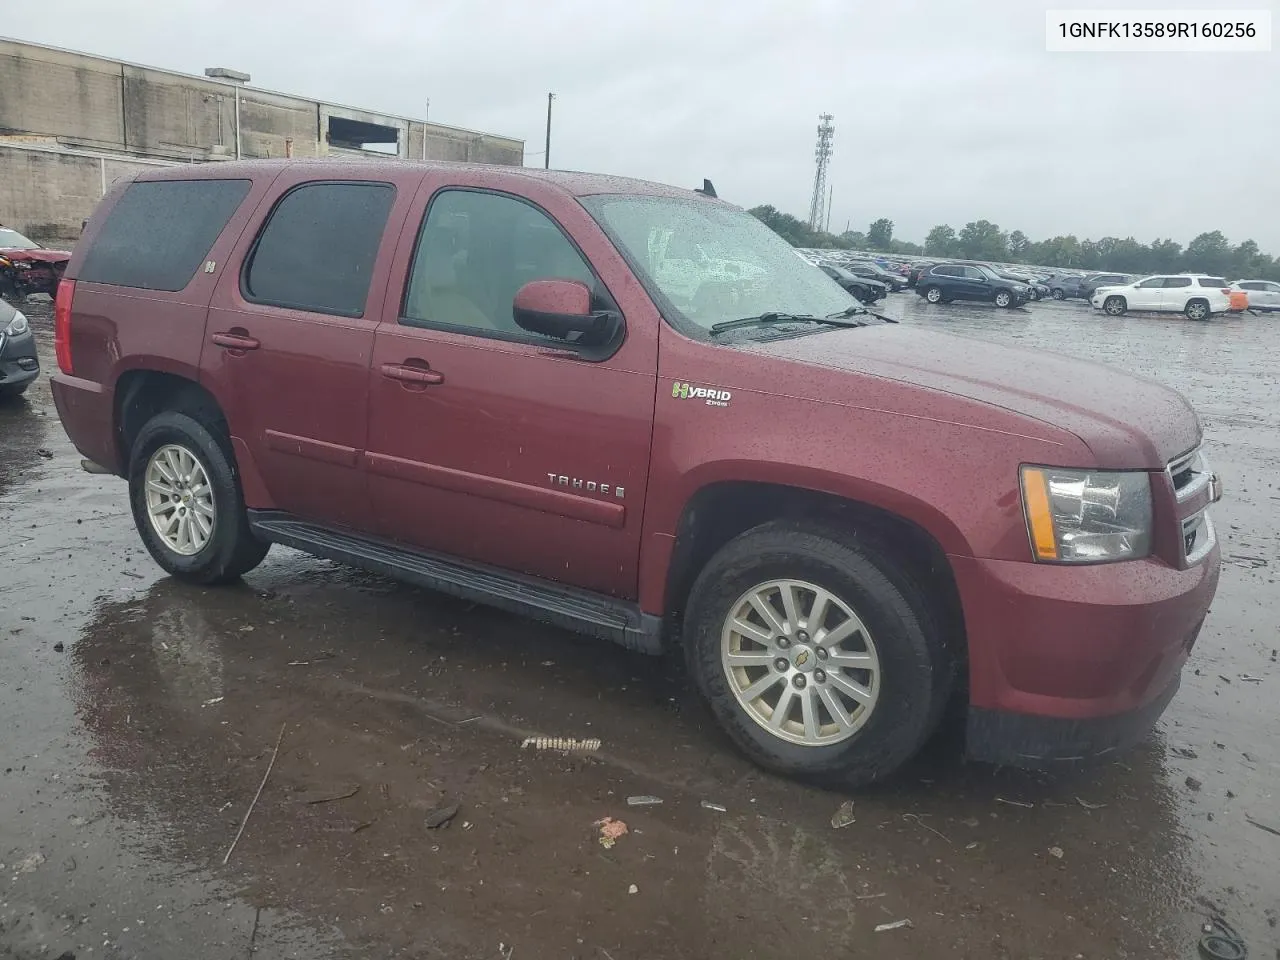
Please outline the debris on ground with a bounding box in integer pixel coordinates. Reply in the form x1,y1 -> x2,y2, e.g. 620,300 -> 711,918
626,795 -> 663,806
595,817 -> 628,848
1048,846 -> 1064,859
995,797 -> 1034,808
202,697 -> 224,707
35,447 -> 53,459
424,802 -> 460,829
1238,674 -> 1263,683
1198,915 -> 1247,960
222,722 -> 287,865
1186,776 -> 1203,792
300,786 -> 360,805
521,736 -> 601,753
874,919 -> 912,933
830,800 -> 856,829
700,801 -> 727,813
1245,814 -> 1280,839
628,883 -> 638,895
1075,797 -> 1107,810
15,852 -> 46,873
52,642 -> 64,653
1173,746 -> 1199,759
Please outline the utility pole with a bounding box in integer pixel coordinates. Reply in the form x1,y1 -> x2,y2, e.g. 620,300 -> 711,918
422,98 -> 430,160
545,93 -> 555,170
807,114 -> 834,232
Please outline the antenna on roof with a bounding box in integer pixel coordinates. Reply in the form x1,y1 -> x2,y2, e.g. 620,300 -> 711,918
694,179 -> 717,199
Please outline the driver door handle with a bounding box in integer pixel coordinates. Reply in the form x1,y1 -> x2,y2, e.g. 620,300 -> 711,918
211,332 -> 260,351
381,362 -> 444,385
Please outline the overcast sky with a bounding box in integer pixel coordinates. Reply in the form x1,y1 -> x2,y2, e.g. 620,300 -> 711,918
12,0 -> 1280,250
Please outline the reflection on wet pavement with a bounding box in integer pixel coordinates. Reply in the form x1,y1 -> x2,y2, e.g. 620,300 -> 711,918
2,298 -> 1277,958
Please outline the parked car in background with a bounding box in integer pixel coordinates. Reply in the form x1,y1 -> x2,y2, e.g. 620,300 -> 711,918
904,262 -> 936,287
0,226 -> 72,300
1092,275 -> 1230,320
842,260 -> 908,292
1045,274 -> 1088,300
49,159 -> 1222,785
1079,273 -> 1134,302
1230,279 -> 1280,312
819,264 -> 888,303
916,263 -> 1031,308
0,298 -> 39,399
997,269 -> 1048,301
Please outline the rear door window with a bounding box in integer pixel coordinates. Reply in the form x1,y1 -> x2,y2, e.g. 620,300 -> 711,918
1164,277 -> 1192,288
78,179 -> 251,291
932,265 -> 960,277
1198,277 -> 1227,287
243,181 -> 395,317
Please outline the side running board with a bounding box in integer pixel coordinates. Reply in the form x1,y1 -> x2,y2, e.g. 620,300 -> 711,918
247,511 -> 664,655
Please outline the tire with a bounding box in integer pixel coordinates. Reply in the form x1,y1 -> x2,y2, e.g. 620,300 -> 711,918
1185,299 -> 1210,321
682,522 -> 953,786
1051,288 -> 1065,300
1103,296 -> 1127,317
924,285 -> 944,304
994,289 -> 1014,308
128,410 -> 269,585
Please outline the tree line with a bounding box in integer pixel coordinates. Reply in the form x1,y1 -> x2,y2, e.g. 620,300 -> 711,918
747,205 -> 1280,281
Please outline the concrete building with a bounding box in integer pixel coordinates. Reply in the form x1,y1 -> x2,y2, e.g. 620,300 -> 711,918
0,38 -> 525,243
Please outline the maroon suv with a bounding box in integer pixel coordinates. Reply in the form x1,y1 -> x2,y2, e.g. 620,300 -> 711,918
50,160 -> 1221,784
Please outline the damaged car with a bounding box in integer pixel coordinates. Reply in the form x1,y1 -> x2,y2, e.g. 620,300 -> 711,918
0,225 -> 72,301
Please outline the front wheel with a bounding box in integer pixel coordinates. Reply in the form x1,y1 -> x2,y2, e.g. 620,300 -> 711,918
683,523 -> 952,786
1185,299 -> 1210,321
1051,288 -> 1065,300
129,410 -> 269,584
994,290 -> 1014,308
924,285 -> 944,304
1103,296 -> 1127,317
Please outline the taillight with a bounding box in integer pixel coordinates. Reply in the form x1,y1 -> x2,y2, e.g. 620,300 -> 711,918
1221,288 -> 1232,295
54,278 -> 75,375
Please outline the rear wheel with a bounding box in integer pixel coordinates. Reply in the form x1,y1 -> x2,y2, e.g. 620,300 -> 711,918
1103,296 -> 1127,317
1051,288 -> 1065,300
994,289 -> 1014,308
683,522 -> 952,786
924,285 -> 944,304
1185,299 -> 1210,321
129,410 -> 269,584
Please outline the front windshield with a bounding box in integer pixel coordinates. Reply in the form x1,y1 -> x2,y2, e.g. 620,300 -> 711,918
979,265 -> 1007,281
581,195 -> 855,332
0,228 -> 40,250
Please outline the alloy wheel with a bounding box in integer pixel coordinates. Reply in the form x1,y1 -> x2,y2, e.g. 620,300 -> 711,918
720,579 -> 881,746
145,443 -> 216,556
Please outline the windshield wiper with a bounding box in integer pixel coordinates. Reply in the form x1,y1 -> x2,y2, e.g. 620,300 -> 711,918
827,305 -> 898,324
709,312 -> 865,336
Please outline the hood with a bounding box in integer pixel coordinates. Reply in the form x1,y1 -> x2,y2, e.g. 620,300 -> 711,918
739,325 -> 1199,467
0,248 -> 71,263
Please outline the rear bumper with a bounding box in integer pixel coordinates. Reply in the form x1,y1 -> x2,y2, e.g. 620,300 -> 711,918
50,372 -> 120,474
952,549 -> 1219,765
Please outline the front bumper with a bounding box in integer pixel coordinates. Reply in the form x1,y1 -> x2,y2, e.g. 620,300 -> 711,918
952,546 -> 1220,765
0,328 -> 40,391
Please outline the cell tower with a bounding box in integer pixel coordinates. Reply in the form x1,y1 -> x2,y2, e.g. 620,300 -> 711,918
807,113 -> 834,232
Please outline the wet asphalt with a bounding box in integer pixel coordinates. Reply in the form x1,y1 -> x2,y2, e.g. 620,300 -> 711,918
1,294 -> 1276,960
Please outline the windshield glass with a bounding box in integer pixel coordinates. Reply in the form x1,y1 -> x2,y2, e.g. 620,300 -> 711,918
978,265 -> 1005,281
0,228 -> 40,250
580,195 -> 854,332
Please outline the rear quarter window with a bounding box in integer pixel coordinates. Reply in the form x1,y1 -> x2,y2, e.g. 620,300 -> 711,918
1198,277 -> 1227,287
78,179 -> 251,291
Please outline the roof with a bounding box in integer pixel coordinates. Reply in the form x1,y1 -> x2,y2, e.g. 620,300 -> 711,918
135,158 -> 720,201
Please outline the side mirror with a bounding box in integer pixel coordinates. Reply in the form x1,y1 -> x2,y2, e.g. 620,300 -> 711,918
513,279 -> 617,344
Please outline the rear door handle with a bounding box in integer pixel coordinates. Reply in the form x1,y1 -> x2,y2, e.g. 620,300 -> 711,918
381,362 -> 444,385
211,332 -> 261,351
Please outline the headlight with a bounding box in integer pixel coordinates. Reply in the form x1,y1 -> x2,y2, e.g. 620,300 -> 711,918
1020,466 -> 1153,563
3,310 -> 29,336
